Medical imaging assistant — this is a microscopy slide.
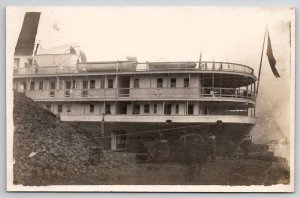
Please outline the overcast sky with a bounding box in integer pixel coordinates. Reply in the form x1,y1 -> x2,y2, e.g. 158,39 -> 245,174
7,7 -> 295,147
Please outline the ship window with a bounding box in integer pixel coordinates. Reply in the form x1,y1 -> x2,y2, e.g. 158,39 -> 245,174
27,58 -> 33,67
157,78 -> 163,88
105,104 -> 111,114
164,104 -> 172,115
66,105 -> 71,113
49,91 -> 55,97
57,104 -> 63,113
188,104 -> 194,115
134,79 -> 139,88
199,105 -> 202,115
100,79 -> 105,88
65,90 -> 70,97
153,104 -> 157,114
72,80 -> 77,89
82,80 -> 88,89
39,81 -> 44,90
204,106 -> 209,115
133,104 -> 140,114
46,104 -> 51,110
90,80 -> 95,89
90,104 -> 94,113
184,78 -> 189,88
82,90 -> 88,97
170,78 -> 176,88
65,81 -> 71,89
176,104 -> 179,114
108,79 -> 114,88
50,81 -> 56,90
144,104 -> 150,114
24,62 -> 29,68
30,81 -> 35,90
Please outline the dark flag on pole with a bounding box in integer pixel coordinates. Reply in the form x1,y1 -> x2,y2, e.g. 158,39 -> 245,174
266,31 -> 280,78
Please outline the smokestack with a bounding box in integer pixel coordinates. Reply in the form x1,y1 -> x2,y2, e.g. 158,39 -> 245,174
14,12 -> 41,56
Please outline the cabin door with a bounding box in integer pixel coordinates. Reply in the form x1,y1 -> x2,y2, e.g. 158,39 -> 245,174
118,76 -> 130,97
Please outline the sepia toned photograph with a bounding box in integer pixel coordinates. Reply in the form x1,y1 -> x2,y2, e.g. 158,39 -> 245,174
6,7 -> 295,192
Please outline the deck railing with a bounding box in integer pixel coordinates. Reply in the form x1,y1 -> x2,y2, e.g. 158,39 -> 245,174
13,61 -> 255,76
200,87 -> 255,100
147,61 -> 254,75
14,66 -> 78,75
22,87 -> 255,102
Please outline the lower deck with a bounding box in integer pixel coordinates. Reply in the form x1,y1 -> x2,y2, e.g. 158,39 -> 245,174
41,100 -> 256,118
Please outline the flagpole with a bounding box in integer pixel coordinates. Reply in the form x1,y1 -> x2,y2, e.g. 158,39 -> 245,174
255,26 -> 268,101
198,50 -> 202,69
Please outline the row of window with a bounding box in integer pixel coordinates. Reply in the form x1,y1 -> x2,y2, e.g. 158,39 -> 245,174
48,90 -> 97,97
46,103 -> 104,114
23,77 -> 190,91
131,104 -> 183,115
45,103 -> 196,115
28,79 -> 114,91
133,78 -> 189,88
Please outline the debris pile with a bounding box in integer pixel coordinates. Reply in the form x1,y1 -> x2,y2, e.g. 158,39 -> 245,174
13,91 -> 108,185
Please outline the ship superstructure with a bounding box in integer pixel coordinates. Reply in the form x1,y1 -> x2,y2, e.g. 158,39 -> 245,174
12,12 -> 257,153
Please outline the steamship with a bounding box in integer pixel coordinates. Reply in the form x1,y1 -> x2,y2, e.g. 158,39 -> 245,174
13,12 -> 256,153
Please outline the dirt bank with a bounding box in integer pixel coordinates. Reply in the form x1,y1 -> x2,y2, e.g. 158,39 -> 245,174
13,92 -> 112,185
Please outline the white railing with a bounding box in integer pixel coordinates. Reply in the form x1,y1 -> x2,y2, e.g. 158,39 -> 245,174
61,114 -> 257,124
22,87 -> 256,102
14,66 -> 78,75
200,87 -> 255,100
13,61 -> 255,76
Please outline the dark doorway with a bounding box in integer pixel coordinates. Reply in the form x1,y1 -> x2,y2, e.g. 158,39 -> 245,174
164,104 -> 172,115
111,130 -> 127,150
117,102 -> 129,114
188,104 -> 194,115
118,76 -> 130,97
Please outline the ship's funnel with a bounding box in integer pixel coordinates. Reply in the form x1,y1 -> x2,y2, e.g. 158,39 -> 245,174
14,12 -> 41,56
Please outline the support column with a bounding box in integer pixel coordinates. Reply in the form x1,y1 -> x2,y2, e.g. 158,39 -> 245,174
186,101 -> 189,115
254,82 -> 256,99
104,75 -> 107,98
56,76 -> 60,90
220,74 -> 222,97
116,74 -> 118,97
212,74 -> 214,88
188,73 -> 191,97
28,78 -> 32,90
246,83 -> 249,98
103,101 -> 106,114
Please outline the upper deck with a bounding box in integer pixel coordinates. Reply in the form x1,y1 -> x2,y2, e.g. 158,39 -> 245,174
13,61 -> 256,80
13,59 -> 257,108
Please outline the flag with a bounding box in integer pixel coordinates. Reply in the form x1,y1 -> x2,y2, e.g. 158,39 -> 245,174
266,31 -> 280,78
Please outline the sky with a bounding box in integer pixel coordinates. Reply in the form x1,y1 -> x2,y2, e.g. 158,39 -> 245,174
7,7 -> 294,147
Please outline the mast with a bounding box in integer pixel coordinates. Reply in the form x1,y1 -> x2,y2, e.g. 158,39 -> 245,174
255,27 -> 268,101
